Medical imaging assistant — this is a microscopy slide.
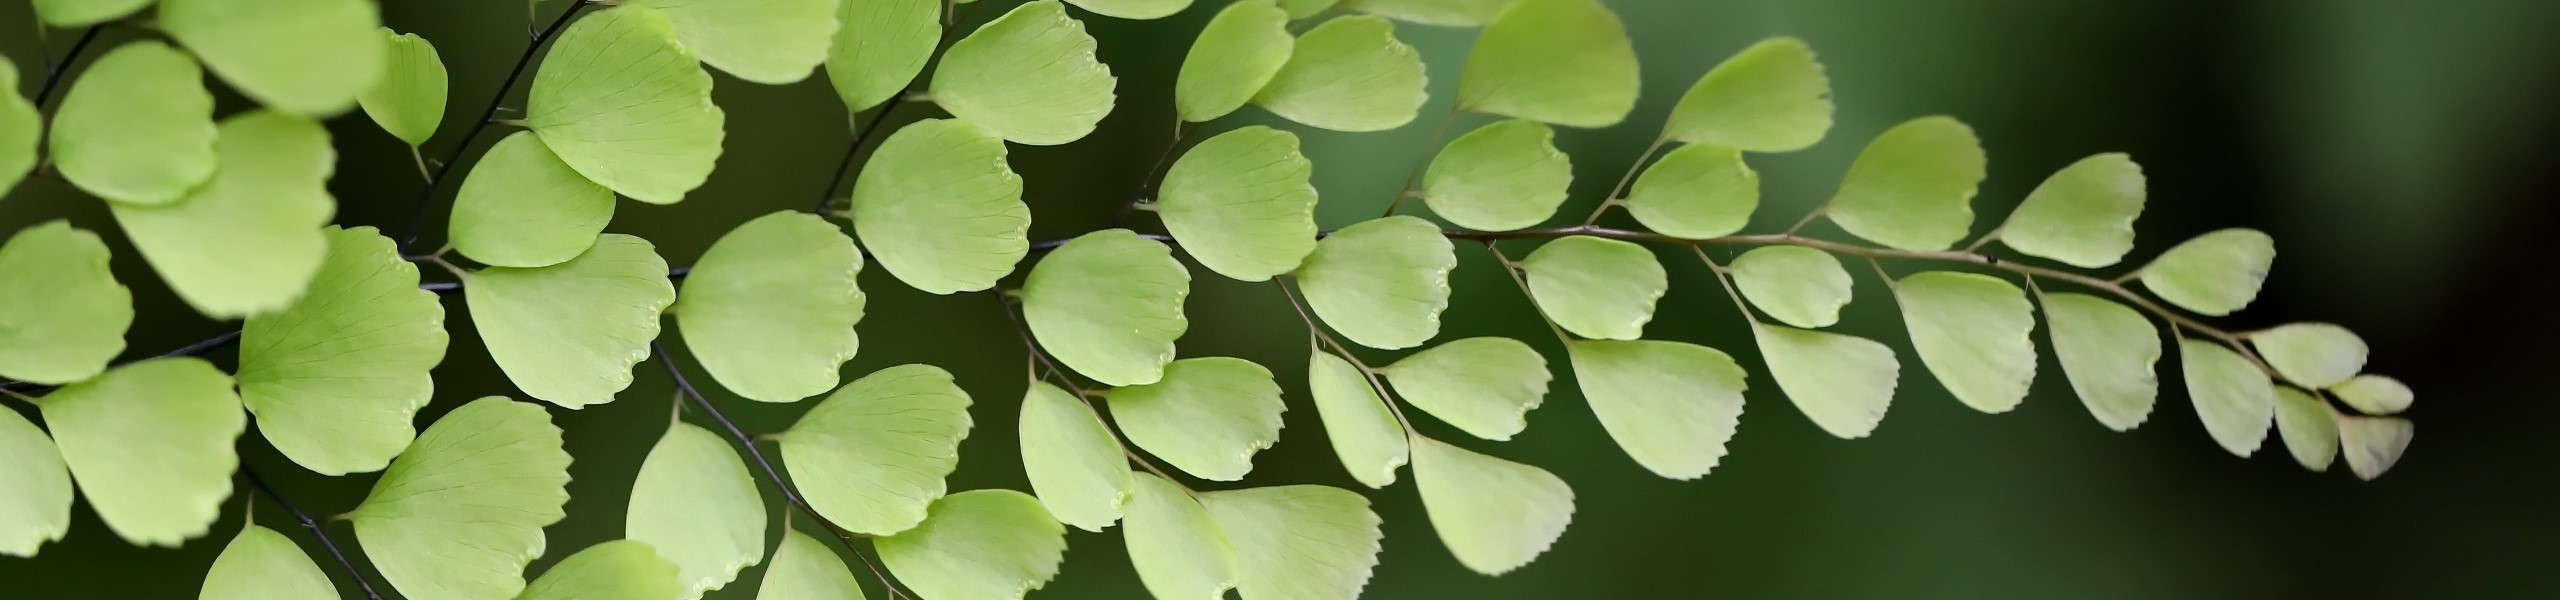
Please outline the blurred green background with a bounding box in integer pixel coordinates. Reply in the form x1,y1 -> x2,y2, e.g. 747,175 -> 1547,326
6,0 -> 2558,597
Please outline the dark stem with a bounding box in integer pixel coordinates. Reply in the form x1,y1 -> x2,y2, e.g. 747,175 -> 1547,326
394,1 -> 592,252
1109,119 -> 1192,227
30,26 -> 102,109
814,100 -> 907,214
241,466 -> 383,600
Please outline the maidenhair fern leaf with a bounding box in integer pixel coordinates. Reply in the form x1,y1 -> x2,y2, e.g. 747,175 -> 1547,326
1341,0 -> 1506,26
2179,339 -> 2275,456
1992,153 -> 2145,268
2134,228 -> 2275,317
1411,437 -> 1575,576
1824,116 -> 1987,251
779,364 -> 974,536
1565,340 -> 1747,479
2331,374 -> 2412,415
1308,352 -> 1409,489
351,397 -> 571,600
851,119 -> 1029,295
34,0 -> 152,26
1889,272 -> 2038,414
1198,486 -> 1383,600
1254,15 -> 1427,133
1421,119 -> 1573,232
931,0 -> 1117,145
200,526 -> 338,600
110,111 -> 336,319
828,0 -> 938,112
628,424 -> 767,599
1175,1 -> 1293,123
52,41 -> 217,205
1125,473 -> 1238,600
1623,143 -> 1759,239
756,531 -> 869,600
1023,230 -> 1191,386
1729,245 -> 1852,329
0,221 -> 131,385
1381,337 -> 1549,441
2247,323 -> 2368,389
464,234 -> 675,408
1157,126 -> 1320,282
40,358 -> 244,547
876,490 -> 1068,600
1019,383 -> 1134,532
0,60 -> 37,197
517,540 -> 685,600
1104,357 -> 1286,481
630,0 -> 841,84
1295,216 -> 1455,350
2038,292 -> 2160,431
1663,37 -> 1833,152
2336,414 -> 2413,481
675,211 -> 865,402
0,409 -> 72,557
159,0 -> 384,116
1068,0 -> 1192,20
449,131 -> 615,269
2272,387 -> 2337,472
356,28 -> 447,147
238,226 -> 447,476
1520,236 -> 1666,340
1457,0 -> 1640,128
1755,325 -> 1899,439
528,6 -> 725,204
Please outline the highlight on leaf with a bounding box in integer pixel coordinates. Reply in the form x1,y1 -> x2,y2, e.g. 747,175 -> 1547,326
237,225 -> 447,476
930,0 -> 1118,146
1519,235 -> 1667,341
2332,374 -> 2412,415
850,118 -> 1029,295
674,211 -> 865,402
2134,228 -> 2276,317
779,364 -> 974,535
1663,36 -> 1833,152
1755,324 -> 1900,439
1729,245 -> 1853,329
463,234 -> 676,409
448,130 -> 615,269
1253,15 -> 1427,133
1887,271 -> 2038,414
1156,125 -> 1320,282
349,396 -> 571,600
2247,323 -> 2369,389
1421,119 -> 1574,232
1294,216 -> 1456,350
1456,0 -> 1640,128
876,489 -> 1068,600
1990,153 -> 2146,268
527,5 -> 726,204
1566,339 -> 1747,479
2037,291 -> 2160,431
1022,229 -> 1191,387
1623,143 -> 1759,239
1103,357 -> 1287,481
1822,116 -> 1987,252
1411,436 -> 1575,576
0,221 -> 132,386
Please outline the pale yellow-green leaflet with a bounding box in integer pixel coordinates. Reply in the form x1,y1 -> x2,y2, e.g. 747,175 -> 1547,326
1017,382 -> 1134,532
1755,325 -> 1900,439
1156,126 -> 1320,282
674,211 -> 865,402
1198,485 -> 1383,600
2178,338 -> 2275,457
1520,236 -> 1666,340
1729,245 -> 1853,329
35,0 -> 154,26
756,531 -> 869,600
159,0 -> 385,116
516,540 -> 685,600
827,0 -> 938,112
199,525 -> 339,600
0,59 -> 39,197
1103,357 -> 1287,481
1456,0 -> 1640,128
350,397 -> 571,600
1381,337 -> 1550,442
1566,339 -> 1747,479
2272,386 -> 2337,472
1662,37 -> 1833,152
2134,228 -> 2275,317
779,364 -> 974,536
0,221 -> 132,386
109,110 -> 337,319
629,0 -> 842,84
39,357 -> 243,547
1253,15 -> 1427,133
356,28 -> 447,147
1823,116 -> 1987,252
1307,352 -> 1410,489
1174,0 -> 1292,123
1623,143 -> 1759,240
1123,473 -> 1238,600
238,225 -> 447,476
528,6 -> 725,204
1421,119 -> 1574,232
1021,229 -> 1191,387
2331,374 -> 2412,415
876,490 -> 1068,600
0,408 -> 72,557
627,423 -> 767,599
2335,414 -> 2413,480
930,0 -> 1117,146
2247,323 -> 2368,389
463,234 -> 675,409
2037,291 -> 2160,431
1067,0 -> 1192,20
49,41 -> 218,206
1294,216 -> 1455,350
851,119 -> 1029,295
1992,153 -> 2146,268
448,131 -> 615,269
1887,271 -> 2038,414
1411,437 -> 1575,575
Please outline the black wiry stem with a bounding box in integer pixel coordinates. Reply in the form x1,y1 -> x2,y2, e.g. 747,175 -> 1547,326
815,101 -> 906,214
394,1 -> 591,252
30,26 -> 102,109
241,466 -> 383,600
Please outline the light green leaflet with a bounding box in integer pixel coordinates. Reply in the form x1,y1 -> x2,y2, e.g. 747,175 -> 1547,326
50,41 -> 217,205
0,221 -> 131,385
0,409 -> 72,557
1889,272 -> 2037,414
1662,37 -> 1833,152
0,59 -> 36,197
1824,116 -> 1987,251
357,29 -> 447,147
1175,1 -> 1292,123
34,0 -> 153,26
1457,0 -> 1639,128
1253,15 -> 1427,133
1730,245 -> 1852,329
2179,339 -> 2274,457
449,131 -> 615,268
851,119 -> 1029,294
1279,0 -> 1335,19
757,531 -> 868,600
1198,486 -> 1382,600
2247,323 -> 2368,389
40,358 -> 243,547
2272,387 -> 2337,472
1565,340 -> 1747,480
1068,0 -> 1191,19
1381,337 -> 1549,441
2332,374 -> 2412,415
1755,325 -> 1899,439
1421,119 -> 1573,231
517,540 -> 684,600
465,234 -> 675,408
110,111 -> 336,318
1412,437 -> 1574,575
200,526 -> 338,600
1023,230 -> 1192,386
1341,0 -> 1505,26
1124,473 -> 1237,600
2134,228 -> 2275,317
931,1 -> 1117,146
1992,153 -> 2145,268
629,424 -> 767,599
1623,143 -> 1758,239
2336,414 -> 2413,481
779,364 -> 974,535
1157,126 -> 1319,281
238,226 -> 447,476
352,397 -> 572,600
2038,292 -> 2160,431
1308,352 -> 1409,488
1104,357 -> 1286,481
1295,216 -> 1455,350
876,490 -> 1067,600
528,6 -> 725,204
1019,383 -> 1133,532
160,0 -> 384,116
675,211 -> 865,402
630,0 -> 840,84
1521,236 -> 1666,340
827,0 -> 938,112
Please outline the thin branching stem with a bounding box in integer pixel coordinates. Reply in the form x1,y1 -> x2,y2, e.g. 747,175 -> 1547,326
1378,105 -> 1464,218
1479,242 -> 1577,346
989,290 -> 1191,489
1580,136 -> 1668,226
30,26 -> 103,109
240,465 -> 383,600
1270,278 -> 1421,438
394,1 -> 592,253
1110,118 -> 1194,227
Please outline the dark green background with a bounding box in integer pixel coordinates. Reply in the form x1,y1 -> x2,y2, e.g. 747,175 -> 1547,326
6,0 -> 2557,597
